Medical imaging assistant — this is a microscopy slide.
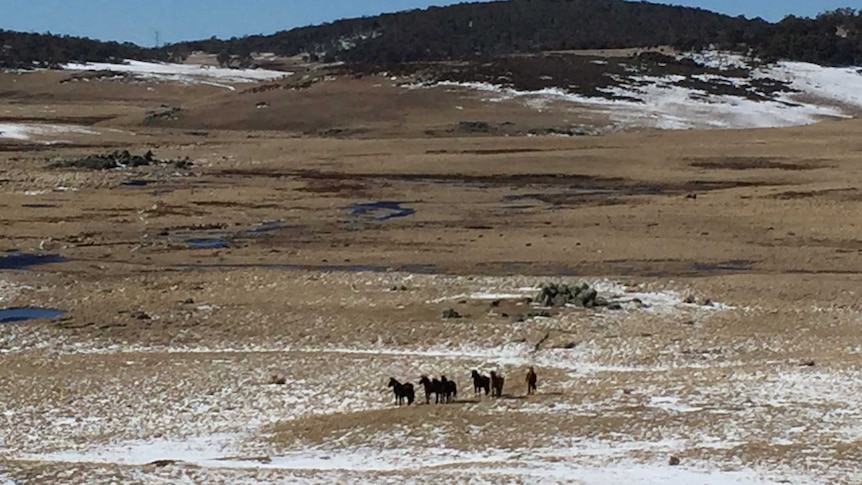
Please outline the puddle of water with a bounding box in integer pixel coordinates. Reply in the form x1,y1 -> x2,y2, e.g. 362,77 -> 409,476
246,220 -> 304,234
349,201 -> 416,221
175,262 -> 441,274
499,204 -> 538,210
121,179 -> 150,187
692,260 -> 753,272
0,307 -> 65,323
186,238 -> 229,249
502,190 -> 616,203
495,261 -> 580,276
400,264 -> 439,274
0,252 -> 67,270
21,203 -> 58,208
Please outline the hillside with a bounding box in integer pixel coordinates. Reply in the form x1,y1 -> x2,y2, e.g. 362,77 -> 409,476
168,1 -> 861,67
173,0 -> 765,63
3,2 -> 862,70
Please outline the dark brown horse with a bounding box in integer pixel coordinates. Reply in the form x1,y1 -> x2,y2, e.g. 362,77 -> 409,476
418,375 -> 457,404
489,371 -> 505,397
388,377 -> 415,406
525,366 -> 537,395
471,370 -> 490,396
440,375 -> 457,403
418,375 -> 443,404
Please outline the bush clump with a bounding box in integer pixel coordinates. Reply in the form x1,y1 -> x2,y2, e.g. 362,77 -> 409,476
536,282 -> 607,308
50,150 -> 192,170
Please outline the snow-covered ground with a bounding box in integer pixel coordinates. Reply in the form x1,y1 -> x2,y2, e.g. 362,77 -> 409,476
429,278 -> 735,314
11,357 -> 855,484
0,123 -> 98,142
61,59 -> 291,87
21,438 -> 807,485
410,51 -> 862,131
4,274 -> 860,484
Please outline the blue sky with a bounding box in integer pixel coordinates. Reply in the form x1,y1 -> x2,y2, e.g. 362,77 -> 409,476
1,0 -> 860,47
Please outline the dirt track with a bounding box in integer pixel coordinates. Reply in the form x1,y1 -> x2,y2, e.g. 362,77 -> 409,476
1,67 -> 862,484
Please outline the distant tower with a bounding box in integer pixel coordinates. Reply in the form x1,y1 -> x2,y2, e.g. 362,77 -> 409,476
155,30 -> 160,48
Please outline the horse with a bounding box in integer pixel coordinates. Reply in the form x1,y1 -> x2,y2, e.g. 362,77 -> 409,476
525,366 -> 537,395
418,375 -> 444,404
388,377 -> 415,406
489,371 -> 505,397
471,369 -> 490,396
440,375 -> 457,403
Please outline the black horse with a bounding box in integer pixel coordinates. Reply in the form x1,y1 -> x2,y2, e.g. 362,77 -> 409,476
525,366 -> 538,395
440,375 -> 457,403
471,369 -> 490,396
418,375 -> 443,404
388,377 -> 415,406
489,371 -> 505,398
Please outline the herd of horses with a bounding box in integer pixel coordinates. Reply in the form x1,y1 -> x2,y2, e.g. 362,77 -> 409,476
387,367 -> 538,406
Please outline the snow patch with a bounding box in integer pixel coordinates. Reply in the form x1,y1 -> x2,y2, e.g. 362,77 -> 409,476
61,60 -> 290,85
591,279 -> 734,313
599,75 -> 846,130
428,288 -> 535,303
764,60 -> 862,110
27,433 -> 240,467
0,278 -> 19,304
0,123 -> 97,141
411,51 -> 862,131
449,461 -> 794,485
429,279 -> 733,314
648,395 -> 703,413
26,435 -> 511,472
0,467 -> 16,485
22,437 -> 806,485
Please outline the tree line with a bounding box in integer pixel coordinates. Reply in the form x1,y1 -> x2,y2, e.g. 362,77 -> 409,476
0,30 -> 166,69
2,1 -> 862,69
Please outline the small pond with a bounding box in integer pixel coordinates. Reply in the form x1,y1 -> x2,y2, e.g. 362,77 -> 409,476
0,307 -> 65,323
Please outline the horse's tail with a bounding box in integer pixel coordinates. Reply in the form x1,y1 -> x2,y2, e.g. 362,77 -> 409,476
453,382 -> 457,398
